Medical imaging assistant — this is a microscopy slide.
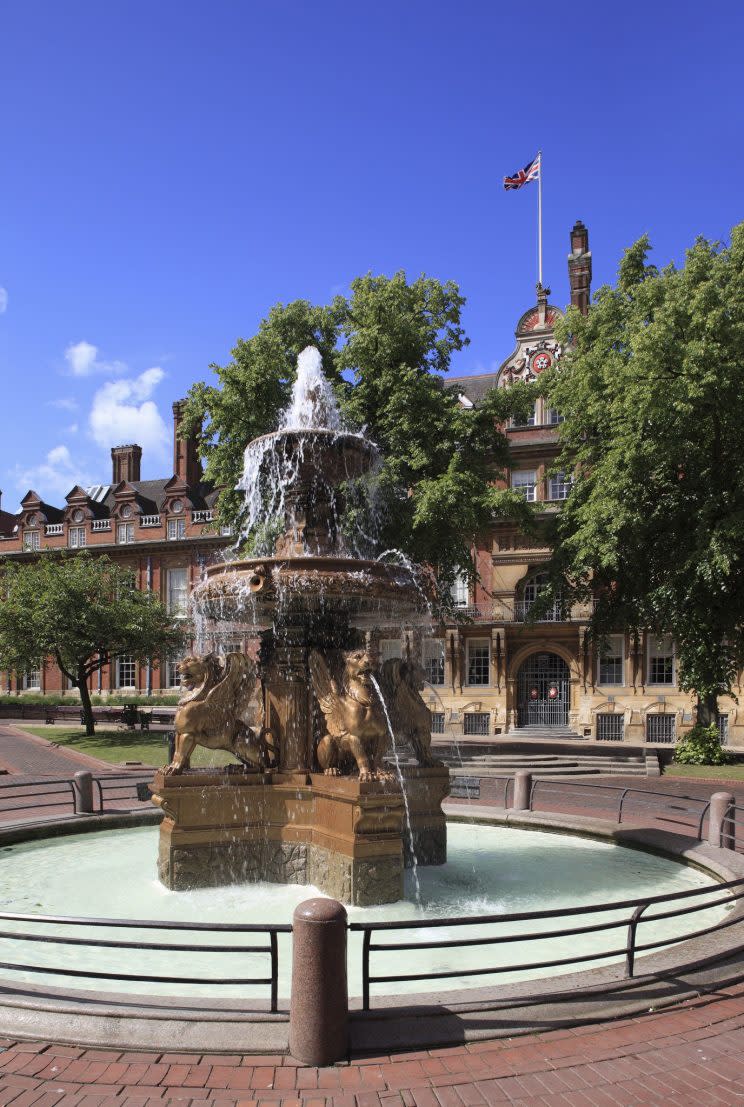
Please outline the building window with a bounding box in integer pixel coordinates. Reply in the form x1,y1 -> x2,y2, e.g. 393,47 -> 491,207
548,472 -> 572,501
117,522 -> 135,544
511,403 -> 537,427
422,639 -> 445,685
646,713 -> 676,743
68,526 -> 86,548
511,470 -> 537,501
596,713 -> 624,741
431,712 -> 445,734
166,652 -> 185,689
167,518 -> 186,541
379,638 -> 403,662
547,408 -> 564,425
23,529 -> 40,551
463,712 -> 490,736
167,567 -> 189,617
116,655 -> 136,688
466,639 -> 490,686
648,636 -> 675,685
450,571 -> 469,607
598,635 -> 624,686
22,669 -> 41,691
718,714 -> 730,744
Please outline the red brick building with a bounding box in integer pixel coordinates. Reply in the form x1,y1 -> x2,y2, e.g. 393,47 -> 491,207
0,403 -> 231,697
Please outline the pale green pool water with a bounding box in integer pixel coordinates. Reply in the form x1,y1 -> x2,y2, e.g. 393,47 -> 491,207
0,823 -> 726,999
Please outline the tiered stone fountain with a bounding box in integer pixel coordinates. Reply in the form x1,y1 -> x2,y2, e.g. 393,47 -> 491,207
151,348 -> 449,905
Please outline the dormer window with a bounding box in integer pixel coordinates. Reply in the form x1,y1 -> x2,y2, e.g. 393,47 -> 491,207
117,522 -> 135,544
68,526 -> 86,548
167,517 -> 186,540
23,529 -> 40,551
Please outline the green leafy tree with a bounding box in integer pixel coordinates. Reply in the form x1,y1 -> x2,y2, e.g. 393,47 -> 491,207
0,553 -> 185,735
544,223 -> 744,725
182,271 -> 537,602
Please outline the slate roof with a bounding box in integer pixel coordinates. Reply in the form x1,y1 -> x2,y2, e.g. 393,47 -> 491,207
447,371 -> 500,408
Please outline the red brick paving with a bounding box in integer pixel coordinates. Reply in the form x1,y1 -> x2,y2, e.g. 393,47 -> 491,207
2,981 -> 744,1104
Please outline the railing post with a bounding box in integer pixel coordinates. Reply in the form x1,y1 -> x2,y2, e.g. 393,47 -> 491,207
289,898 -> 348,1065
512,770 -> 532,812
72,771 -> 94,814
708,791 -> 735,849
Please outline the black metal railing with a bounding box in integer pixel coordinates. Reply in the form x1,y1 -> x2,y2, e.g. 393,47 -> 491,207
351,876 -> 744,1008
0,777 -> 76,819
0,774 -> 153,822
0,910 -> 290,1011
528,778 -> 711,837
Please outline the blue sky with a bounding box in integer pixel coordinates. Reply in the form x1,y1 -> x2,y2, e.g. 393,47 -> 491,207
1,0 -> 742,511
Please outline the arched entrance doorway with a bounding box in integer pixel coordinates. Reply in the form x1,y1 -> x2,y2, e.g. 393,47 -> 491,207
516,652 -> 570,727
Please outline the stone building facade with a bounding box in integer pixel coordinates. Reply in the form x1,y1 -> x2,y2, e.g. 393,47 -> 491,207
379,222 -> 740,749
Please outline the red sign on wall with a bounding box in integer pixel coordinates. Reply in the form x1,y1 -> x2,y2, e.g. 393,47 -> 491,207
530,687 -> 539,700
548,685 -> 558,699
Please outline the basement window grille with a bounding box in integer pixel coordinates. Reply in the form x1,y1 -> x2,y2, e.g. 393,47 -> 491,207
596,713 -> 624,742
463,712 -> 490,736
431,712 -> 445,734
646,713 -> 676,744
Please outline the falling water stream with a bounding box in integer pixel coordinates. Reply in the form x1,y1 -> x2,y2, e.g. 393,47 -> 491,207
370,674 -> 422,906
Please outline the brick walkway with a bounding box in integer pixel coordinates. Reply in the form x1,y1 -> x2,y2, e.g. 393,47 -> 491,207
0,723 -> 117,777
2,981 -> 744,1105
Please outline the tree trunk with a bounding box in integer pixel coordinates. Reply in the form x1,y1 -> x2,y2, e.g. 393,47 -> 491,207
77,663 -> 96,736
697,691 -> 719,730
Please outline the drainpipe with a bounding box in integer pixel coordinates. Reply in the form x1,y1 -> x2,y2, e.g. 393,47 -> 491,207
146,556 -> 153,697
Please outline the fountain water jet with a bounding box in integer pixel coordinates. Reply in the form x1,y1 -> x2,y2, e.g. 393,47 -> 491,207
151,347 -> 449,905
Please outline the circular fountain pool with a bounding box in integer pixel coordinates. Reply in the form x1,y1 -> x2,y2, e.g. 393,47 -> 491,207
0,822 -> 727,1001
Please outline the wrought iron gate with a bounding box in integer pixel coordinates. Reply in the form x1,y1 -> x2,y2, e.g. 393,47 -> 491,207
516,652 -> 570,727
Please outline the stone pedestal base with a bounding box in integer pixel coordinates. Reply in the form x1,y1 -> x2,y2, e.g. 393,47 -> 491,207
151,765 -> 449,905
152,766 -> 448,906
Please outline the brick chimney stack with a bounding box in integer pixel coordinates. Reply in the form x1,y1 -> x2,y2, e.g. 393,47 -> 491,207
568,220 -> 592,316
173,400 -> 202,488
111,444 -> 142,484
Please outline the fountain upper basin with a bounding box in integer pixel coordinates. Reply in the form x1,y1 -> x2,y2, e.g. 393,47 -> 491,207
195,556 -> 433,629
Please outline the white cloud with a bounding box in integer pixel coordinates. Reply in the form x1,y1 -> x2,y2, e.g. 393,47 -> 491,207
65,422 -> 79,435
65,340 -> 98,376
89,367 -> 168,458
14,444 -> 93,499
64,340 -> 127,377
0,287 -> 7,314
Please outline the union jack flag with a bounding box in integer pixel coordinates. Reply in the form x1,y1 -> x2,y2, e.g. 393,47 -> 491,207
503,153 -> 540,191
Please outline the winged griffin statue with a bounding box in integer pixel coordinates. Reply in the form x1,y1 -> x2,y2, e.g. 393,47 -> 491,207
165,652 -> 275,774
309,647 -> 442,780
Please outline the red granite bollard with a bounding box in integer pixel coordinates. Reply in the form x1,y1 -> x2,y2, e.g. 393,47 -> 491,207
708,791 -> 735,850
73,770 -> 94,814
289,898 -> 348,1065
511,770 -> 532,812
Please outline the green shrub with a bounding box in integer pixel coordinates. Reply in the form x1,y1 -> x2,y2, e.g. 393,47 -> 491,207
674,724 -> 733,766
0,693 -> 178,707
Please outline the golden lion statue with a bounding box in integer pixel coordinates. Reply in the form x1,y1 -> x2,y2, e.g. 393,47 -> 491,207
378,657 -> 443,767
165,652 -> 275,774
309,648 -> 393,781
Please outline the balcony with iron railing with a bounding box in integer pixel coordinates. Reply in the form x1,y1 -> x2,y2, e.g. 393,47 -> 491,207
447,599 -> 596,624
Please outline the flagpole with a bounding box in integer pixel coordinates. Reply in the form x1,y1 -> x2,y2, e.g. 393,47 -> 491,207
537,150 -> 543,286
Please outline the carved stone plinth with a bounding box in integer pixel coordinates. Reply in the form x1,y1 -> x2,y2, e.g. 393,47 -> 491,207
152,768 -> 426,906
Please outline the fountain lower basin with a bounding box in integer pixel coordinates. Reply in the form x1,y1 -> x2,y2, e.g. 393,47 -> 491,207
0,822 -> 726,1001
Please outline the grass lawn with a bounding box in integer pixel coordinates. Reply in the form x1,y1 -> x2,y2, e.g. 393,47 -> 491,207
663,761 -> 744,781
20,726 -> 234,769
